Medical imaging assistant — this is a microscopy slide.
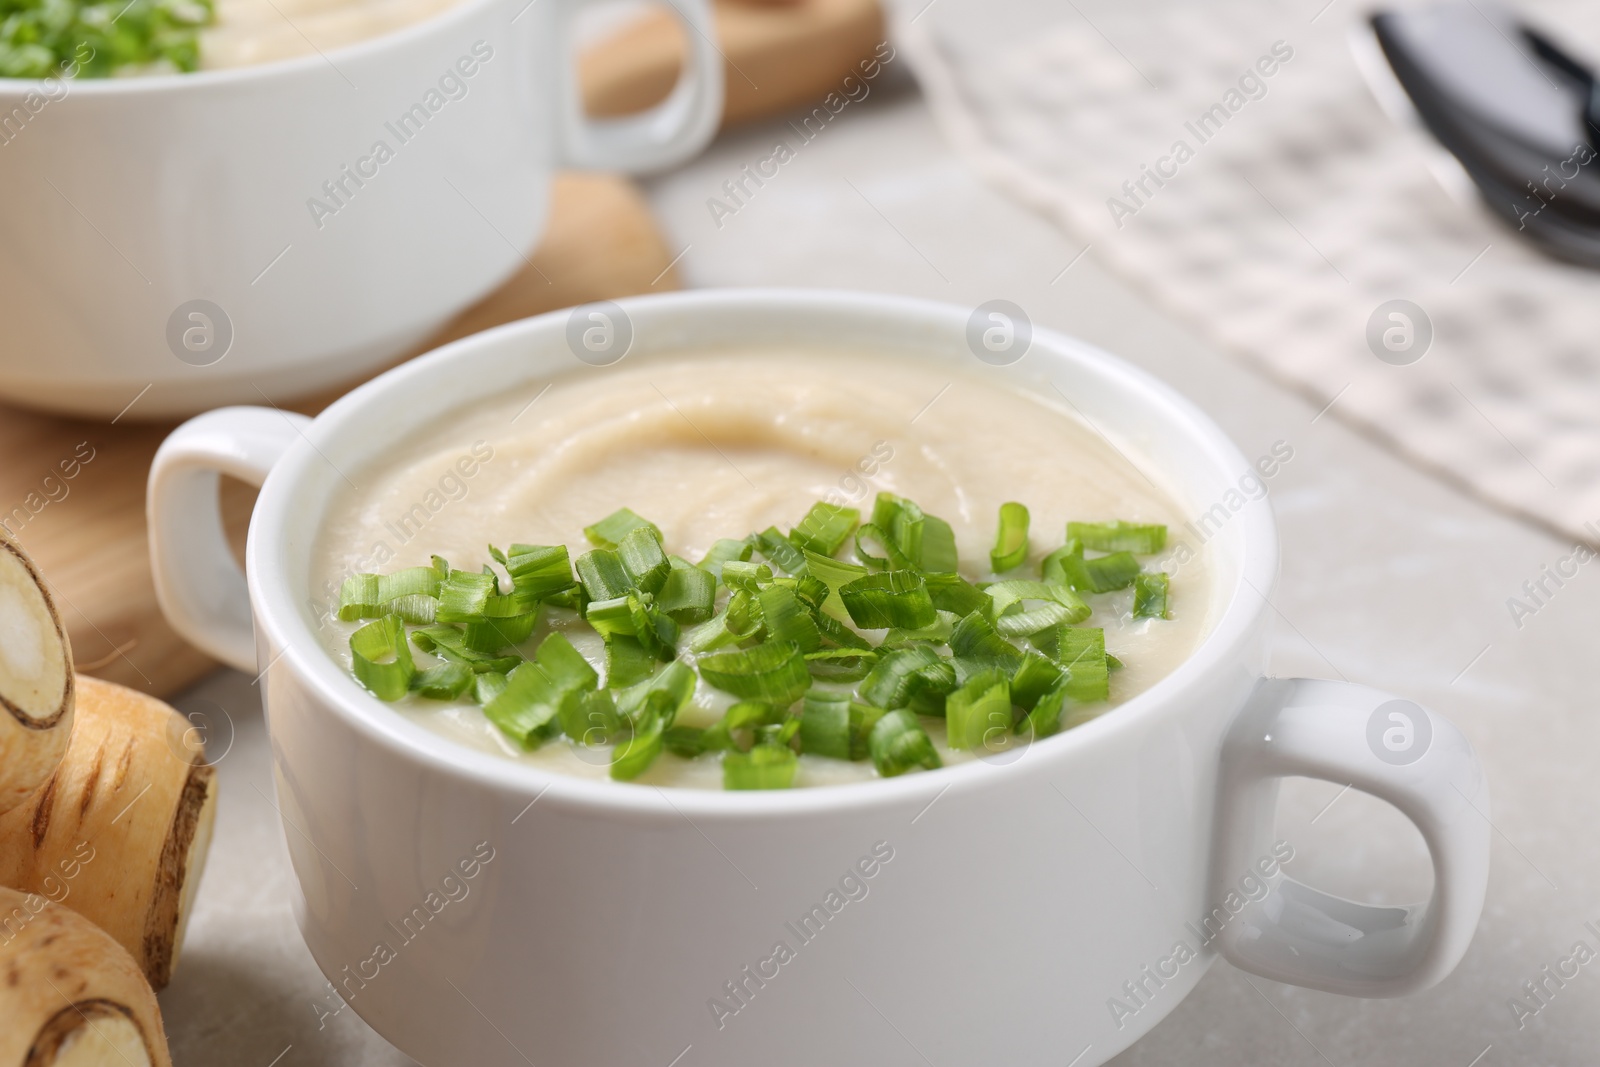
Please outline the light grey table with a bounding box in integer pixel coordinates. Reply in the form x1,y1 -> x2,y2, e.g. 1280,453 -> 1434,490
159,76 -> 1593,1066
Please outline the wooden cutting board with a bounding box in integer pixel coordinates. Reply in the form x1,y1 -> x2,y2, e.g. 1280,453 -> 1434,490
0,0 -> 885,698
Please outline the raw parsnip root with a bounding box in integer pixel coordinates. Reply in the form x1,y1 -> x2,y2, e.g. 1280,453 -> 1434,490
0,532 -> 74,816
0,676 -> 216,991
0,884 -> 172,1067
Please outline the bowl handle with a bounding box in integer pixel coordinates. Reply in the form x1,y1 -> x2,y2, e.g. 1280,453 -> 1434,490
1210,677 -> 1490,997
553,0 -> 724,173
147,407 -> 309,674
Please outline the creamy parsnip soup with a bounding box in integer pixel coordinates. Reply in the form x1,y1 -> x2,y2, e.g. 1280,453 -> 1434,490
312,351 -> 1215,790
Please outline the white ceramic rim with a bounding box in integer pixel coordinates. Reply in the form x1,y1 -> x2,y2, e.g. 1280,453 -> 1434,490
0,0 -> 505,95
247,288 -> 1280,819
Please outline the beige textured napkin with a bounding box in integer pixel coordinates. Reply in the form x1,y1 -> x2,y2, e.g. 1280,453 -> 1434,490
891,0 -> 1600,544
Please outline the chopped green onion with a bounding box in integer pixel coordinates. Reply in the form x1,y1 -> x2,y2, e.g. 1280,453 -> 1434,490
804,648 -> 878,682
854,522 -> 915,571
664,725 -> 706,758
584,508 -> 660,549
1067,521 -> 1167,555
1133,572 -> 1170,619
495,544 -> 575,598
870,493 -> 958,573
1056,627 -> 1110,704
410,625 -> 521,673
721,559 -> 773,592
1024,682 -> 1068,739
412,662 -> 474,700
813,610 -> 872,651
689,589 -> 762,652
1043,541 -> 1141,593
604,635 -> 656,688
350,615 -> 415,701
945,668 -> 1013,751
482,632 -> 598,747
985,580 -> 1091,636
880,611 -> 957,648
1009,652 -> 1064,711
990,502 -> 1030,573
757,585 -> 822,653
949,611 -> 1020,661
801,549 -> 868,619
575,549 -> 633,602
614,660 -> 696,723
384,594 -> 439,626
609,705 -> 666,781
462,610 -> 539,653
724,741 -> 799,789
618,526 -> 671,595
698,538 -> 753,578
697,640 -> 812,707
338,567 -> 443,621
702,701 -> 782,752
839,570 -> 937,630
858,645 -> 957,713
924,572 -> 990,616
657,558 -> 716,624
756,527 -> 808,576
435,570 -> 497,623
789,502 -> 860,556
561,688 -> 621,745
473,670 -> 508,706
868,709 -> 942,777
799,692 -> 885,760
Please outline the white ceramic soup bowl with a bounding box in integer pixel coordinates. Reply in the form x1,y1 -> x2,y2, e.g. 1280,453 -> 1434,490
0,0 -> 721,419
147,289 -> 1490,1067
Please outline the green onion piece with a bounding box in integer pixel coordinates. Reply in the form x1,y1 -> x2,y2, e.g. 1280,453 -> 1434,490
413,625 -> 522,673
689,589 -> 762,652
584,596 -> 636,640
804,648 -> 878,682
702,701 -> 781,752
605,635 -> 656,688
337,567 -> 444,621
924,572 -> 991,616
798,692 -> 884,760
412,662 -> 474,700
483,632 -> 598,747
945,668 -> 1013,751
1056,627 -> 1110,704
435,570 -> 497,623
559,688 -> 620,745
629,595 -> 678,662
1024,682 -> 1068,738
1009,652 -> 1064,711
949,611 -> 1020,660
990,502 -> 1030,573
986,580 -> 1090,637
790,502 -> 860,556
1067,521 -> 1167,555
880,611 -> 957,648
462,611 -> 539,653
1043,541 -> 1141,594
868,708 -> 942,777
813,610 -> 872,651
473,670 -> 508,706
657,557 -> 716,624
801,549 -> 868,621
724,741 -> 799,789
756,527 -> 808,576
575,549 -> 633,602
498,544 -> 575,597
757,585 -> 822,653
431,554 -> 452,577
721,559 -> 773,592
858,645 -> 957,713
384,593 -> 439,626
349,615 -> 415,701
1133,572 -> 1170,619
664,725 -> 705,758
870,493 -> 959,573
1107,653 -> 1124,670
584,508 -> 661,549
854,522 -> 915,571
918,514 -> 959,574
697,641 -> 812,707
614,660 -> 696,723
698,538 -> 753,578
839,570 -> 937,630
609,707 -> 666,781
618,526 -> 671,595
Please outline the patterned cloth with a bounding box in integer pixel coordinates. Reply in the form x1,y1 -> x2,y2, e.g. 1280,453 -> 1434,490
889,0 -> 1600,543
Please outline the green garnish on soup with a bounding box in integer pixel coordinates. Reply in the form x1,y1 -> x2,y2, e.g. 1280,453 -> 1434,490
335,497 -> 1175,789
0,0 -> 215,79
